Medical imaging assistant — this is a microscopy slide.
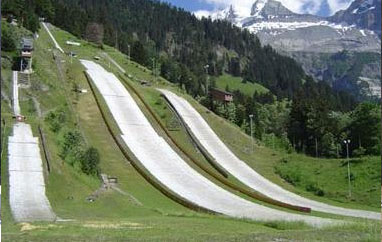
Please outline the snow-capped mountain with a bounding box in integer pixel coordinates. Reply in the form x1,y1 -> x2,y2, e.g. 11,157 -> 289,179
329,0 -> 381,35
196,0 -> 380,53
195,0 -> 381,99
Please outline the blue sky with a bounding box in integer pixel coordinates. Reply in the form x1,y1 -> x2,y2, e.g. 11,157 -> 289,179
160,0 -> 352,16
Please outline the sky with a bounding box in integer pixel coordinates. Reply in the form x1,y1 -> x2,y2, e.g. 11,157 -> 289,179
160,0 -> 354,17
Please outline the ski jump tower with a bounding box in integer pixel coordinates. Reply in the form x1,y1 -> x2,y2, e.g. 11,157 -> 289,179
19,38 -> 34,84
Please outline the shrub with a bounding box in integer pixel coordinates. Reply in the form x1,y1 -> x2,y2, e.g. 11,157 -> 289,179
275,165 -> 301,186
1,24 -> 16,51
80,147 -> 100,176
353,147 -> 366,157
305,182 -> 325,196
60,130 -> 82,159
45,108 -> 67,132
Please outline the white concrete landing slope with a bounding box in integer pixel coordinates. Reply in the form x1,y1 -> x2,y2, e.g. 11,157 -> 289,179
12,71 -> 20,116
81,59 -> 338,227
158,89 -> 380,221
8,123 -> 56,222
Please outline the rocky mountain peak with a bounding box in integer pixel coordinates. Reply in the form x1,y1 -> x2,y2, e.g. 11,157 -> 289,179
226,4 -> 238,22
259,0 -> 294,17
329,0 -> 381,35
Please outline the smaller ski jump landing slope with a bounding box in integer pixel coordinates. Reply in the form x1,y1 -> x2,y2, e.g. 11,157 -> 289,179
158,89 -> 380,220
8,123 -> 56,222
81,59 -> 337,228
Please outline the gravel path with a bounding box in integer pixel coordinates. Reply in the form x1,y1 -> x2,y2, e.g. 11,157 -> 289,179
8,123 -> 56,222
158,89 -> 380,220
81,60 -> 338,227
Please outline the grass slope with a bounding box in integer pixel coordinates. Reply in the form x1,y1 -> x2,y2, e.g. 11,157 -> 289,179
1,23 -> 380,241
215,74 -> 269,96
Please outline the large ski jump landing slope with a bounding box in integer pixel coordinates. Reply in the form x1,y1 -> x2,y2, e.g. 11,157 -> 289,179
158,89 -> 380,220
81,60 -> 338,227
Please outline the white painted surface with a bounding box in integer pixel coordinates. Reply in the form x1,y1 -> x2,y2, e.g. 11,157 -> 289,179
158,89 -> 380,220
8,123 -> 56,222
12,71 -> 20,116
66,41 -> 81,46
42,22 -> 64,53
81,60 -> 337,227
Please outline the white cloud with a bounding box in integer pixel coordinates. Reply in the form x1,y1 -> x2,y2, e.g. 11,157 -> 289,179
327,0 -> 353,15
196,0 -> 353,16
194,10 -> 213,18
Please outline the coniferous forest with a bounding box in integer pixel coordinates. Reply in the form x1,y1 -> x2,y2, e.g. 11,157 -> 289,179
2,0 -> 380,158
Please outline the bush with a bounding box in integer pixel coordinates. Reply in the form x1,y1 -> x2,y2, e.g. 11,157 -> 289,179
353,147 -> 366,157
60,130 -> 82,159
275,165 -> 301,186
279,158 -> 288,164
80,147 -> 100,176
305,182 -> 325,196
1,24 -> 16,51
45,108 -> 67,132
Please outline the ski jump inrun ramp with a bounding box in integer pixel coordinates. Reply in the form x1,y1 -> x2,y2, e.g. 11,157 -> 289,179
8,70 -> 55,222
81,59 -> 338,227
158,89 -> 380,220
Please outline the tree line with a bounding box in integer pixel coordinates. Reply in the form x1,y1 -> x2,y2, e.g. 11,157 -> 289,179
2,0 -> 379,158
2,0 -> 307,99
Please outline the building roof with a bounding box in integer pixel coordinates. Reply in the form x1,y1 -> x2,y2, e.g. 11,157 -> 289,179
210,88 -> 233,96
21,38 -> 34,50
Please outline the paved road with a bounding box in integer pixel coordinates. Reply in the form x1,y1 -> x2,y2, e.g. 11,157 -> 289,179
12,71 -> 20,116
42,22 -> 64,53
8,123 -> 56,222
158,89 -> 380,220
81,60 -> 338,227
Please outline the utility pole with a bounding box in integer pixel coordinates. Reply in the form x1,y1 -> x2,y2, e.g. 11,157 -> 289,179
249,114 -> 254,154
344,139 -> 351,198
128,44 -> 131,63
152,57 -> 156,81
315,137 -> 318,158
204,64 -> 209,96
115,31 -> 118,50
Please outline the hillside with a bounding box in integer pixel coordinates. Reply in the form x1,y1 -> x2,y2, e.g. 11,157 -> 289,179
3,0 -> 374,161
1,22 -> 380,241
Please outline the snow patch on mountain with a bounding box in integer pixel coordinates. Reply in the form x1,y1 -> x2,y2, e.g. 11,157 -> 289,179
194,4 -> 250,26
246,20 -> 355,34
358,76 -> 381,97
251,0 -> 268,18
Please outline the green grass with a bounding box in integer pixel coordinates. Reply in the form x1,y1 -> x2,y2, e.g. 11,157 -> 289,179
178,94 -> 380,211
274,155 -> 380,207
1,23 -> 380,241
97,29 -> 380,213
215,74 -> 269,96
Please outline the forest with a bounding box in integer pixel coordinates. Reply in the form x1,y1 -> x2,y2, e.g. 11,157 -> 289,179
1,0 -> 380,158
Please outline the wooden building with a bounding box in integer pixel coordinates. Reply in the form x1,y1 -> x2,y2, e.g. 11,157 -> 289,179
210,88 -> 233,103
